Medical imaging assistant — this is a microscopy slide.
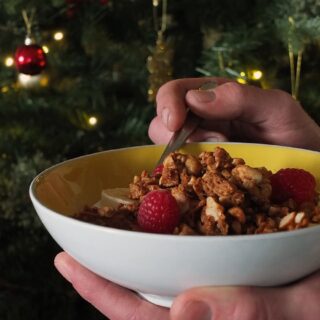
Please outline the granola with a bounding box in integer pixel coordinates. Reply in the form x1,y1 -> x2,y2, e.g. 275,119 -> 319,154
75,147 -> 320,235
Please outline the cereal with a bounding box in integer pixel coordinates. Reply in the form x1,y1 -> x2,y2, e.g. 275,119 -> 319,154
75,147 -> 320,235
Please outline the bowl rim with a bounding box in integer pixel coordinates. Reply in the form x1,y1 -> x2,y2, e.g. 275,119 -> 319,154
29,142 -> 320,242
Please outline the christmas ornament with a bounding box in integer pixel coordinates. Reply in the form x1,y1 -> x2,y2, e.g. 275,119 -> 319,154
18,73 -> 41,89
14,42 -> 47,75
65,0 -> 81,18
147,32 -> 173,102
147,0 -> 174,102
16,71 -> 49,89
14,10 -> 47,76
288,16 -> 303,100
66,0 -> 110,18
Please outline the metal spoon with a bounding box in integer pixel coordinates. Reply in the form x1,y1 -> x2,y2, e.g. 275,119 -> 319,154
155,81 -> 217,166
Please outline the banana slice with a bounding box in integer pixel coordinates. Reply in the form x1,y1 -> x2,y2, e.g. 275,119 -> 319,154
94,187 -> 137,208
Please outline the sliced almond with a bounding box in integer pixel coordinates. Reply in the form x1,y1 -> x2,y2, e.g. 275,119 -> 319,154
294,212 -> 305,224
279,212 -> 295,230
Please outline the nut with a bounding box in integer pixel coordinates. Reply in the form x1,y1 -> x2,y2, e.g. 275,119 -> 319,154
279,212 -> 296,230
228,207 -> 246,224
185,155 -> 202,176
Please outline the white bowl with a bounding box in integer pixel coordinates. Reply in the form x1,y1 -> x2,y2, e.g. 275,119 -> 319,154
29,143 -> 320,307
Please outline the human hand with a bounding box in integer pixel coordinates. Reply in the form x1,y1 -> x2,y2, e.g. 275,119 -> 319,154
55,251 -> 320,320
148,78 -> 320,151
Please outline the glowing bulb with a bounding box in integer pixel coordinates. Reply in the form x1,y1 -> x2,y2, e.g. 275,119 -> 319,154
4,56 -> 14,67
88,116 -> 98,126
251,70 -> 263,80
237,77 -> 247,84
42,45 -> 49,54
40,74 -> 49,87
53,31 -> 64,41
1,86 -> 9,93
18,74 -> 41,88
240,71 -> 246,77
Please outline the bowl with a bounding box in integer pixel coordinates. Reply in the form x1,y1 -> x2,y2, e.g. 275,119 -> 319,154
29,142 -> 320,307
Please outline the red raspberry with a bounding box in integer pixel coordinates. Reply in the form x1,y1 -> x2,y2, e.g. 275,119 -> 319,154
137,190 -> 180,234
270,168 -> 316,205
152,164 -> 164,177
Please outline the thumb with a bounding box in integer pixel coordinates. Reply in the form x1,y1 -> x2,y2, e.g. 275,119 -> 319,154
170,285 -> 290,320
54,252 -> 169,320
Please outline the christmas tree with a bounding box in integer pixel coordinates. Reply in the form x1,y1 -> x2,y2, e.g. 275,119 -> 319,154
1,0 -> 319,319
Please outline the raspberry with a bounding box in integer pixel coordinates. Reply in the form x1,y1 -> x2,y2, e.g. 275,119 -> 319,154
137,190 -> 180,233
270,168 -> 316,205
152,164 -> 164,177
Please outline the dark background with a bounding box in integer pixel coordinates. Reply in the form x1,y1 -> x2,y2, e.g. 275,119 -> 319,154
0,0 -> 319,318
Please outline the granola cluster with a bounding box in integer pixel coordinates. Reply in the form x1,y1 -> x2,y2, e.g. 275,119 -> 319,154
76,147 -> 320,235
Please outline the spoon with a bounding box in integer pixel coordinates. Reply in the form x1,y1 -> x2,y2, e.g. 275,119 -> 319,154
155,81 -> 217,167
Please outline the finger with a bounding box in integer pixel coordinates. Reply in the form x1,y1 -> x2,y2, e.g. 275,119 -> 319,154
171,286 -> 286,320
54,252 -> 169,320
148,116 -> 173,144
156,77 -> 232,132
185,82 -> 300,125
148,115 -> 228,144
186,83 -> 320,149
171,271 -> 320,320
289,271 -> 320,317
187,128 -> 229,143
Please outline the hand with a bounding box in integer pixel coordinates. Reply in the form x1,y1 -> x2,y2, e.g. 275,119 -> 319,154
55,251 -> 320,320
148,77 -> 320,151
54,252 -> 170,320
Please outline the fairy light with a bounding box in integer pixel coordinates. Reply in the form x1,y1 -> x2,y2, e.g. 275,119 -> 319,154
53,31 -> 64,41
251,70 -> 263,80
1,86 -> 9,93
42,45 -> 49,54
237,71 -> 247,84
237,77 -> 247,84
88,116 -> 98,126
4,56 -> 14,67
18,74 -> 41,88
40,74 -> 49,87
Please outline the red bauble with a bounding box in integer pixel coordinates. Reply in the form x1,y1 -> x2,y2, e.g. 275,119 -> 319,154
65,0 -> 109,17
14,44 -> 47,75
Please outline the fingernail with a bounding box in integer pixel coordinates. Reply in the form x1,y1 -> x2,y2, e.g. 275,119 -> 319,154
204,136 -> 224,142
54,256 -> 72,283
192,90 -> 216,103
201,132 -> 228,142
161,107 -> 171,127
178,300 -> 212,320
199,81 -> 218,91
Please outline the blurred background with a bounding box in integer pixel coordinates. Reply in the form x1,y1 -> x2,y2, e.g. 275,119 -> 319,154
0,0 -> 319,319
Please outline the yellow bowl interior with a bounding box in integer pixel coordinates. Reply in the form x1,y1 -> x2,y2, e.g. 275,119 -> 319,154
33,143 -> 320,216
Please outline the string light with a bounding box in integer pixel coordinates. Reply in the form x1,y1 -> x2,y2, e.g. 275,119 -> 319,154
4,56 -> 14,67
88,116 -> 98,126
18,74 -> 41,88
40,74 -> 49,87
237,71 -> 247,84
1,86 -> 9,93
42,45 -> 49,54
251,70 -> 263,80
53,31 -> 64,41
237,77 -> 247,84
